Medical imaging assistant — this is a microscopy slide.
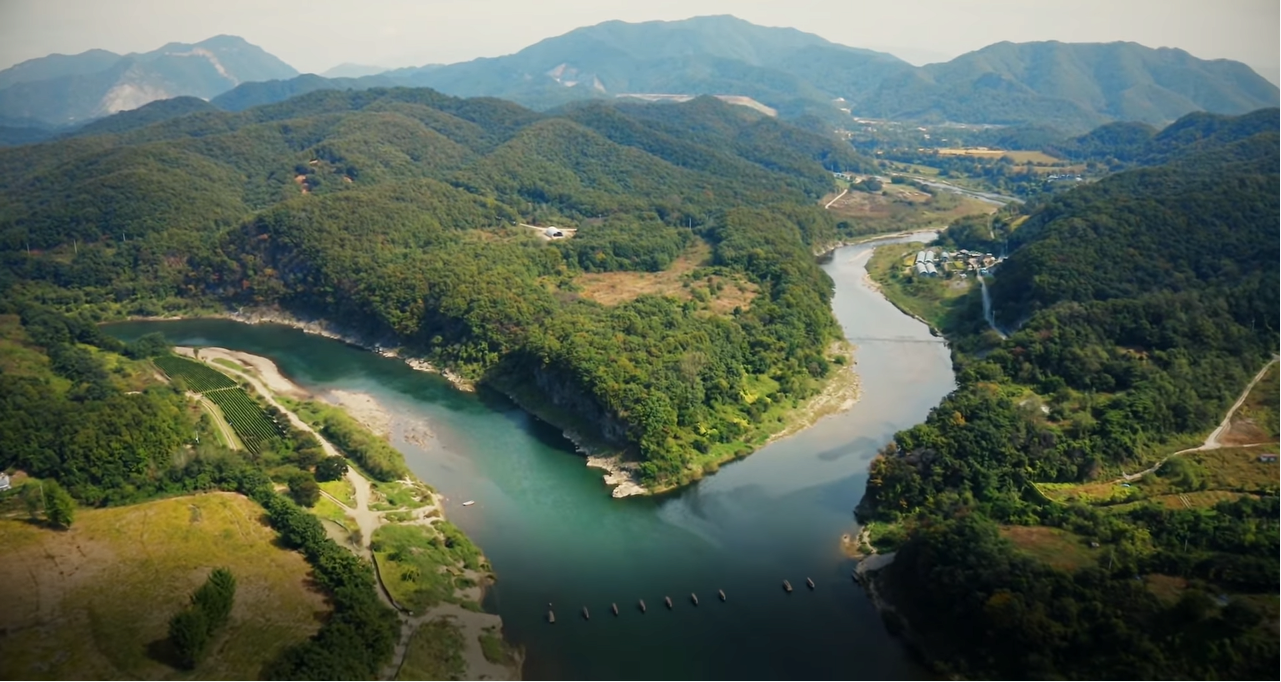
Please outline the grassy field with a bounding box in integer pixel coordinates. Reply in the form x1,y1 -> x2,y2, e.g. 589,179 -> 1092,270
319,477 -> 356,507
396,619 -> 466,681
371,480 -> 433,512
1042,447 -> 1279,509
0,492 -> 326,680
1000,150 -> 1062,164
999,525 -> 1099,571
373,524 -> 476,614
572,240 -> 758,315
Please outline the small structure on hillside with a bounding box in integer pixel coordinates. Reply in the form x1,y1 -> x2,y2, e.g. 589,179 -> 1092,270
915,262 -> 929,276
915,250 -> 926,264
1259,454 -> 1277,463
924,262 -> 937,276
0,472 -> 10,492
544,227 -> 564,238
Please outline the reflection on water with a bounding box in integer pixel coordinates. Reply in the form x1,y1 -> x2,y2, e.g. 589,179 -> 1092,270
106,232 -> 955,680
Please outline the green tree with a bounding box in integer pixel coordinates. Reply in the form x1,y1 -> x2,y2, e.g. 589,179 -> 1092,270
288,474 -> 321,507
168,608 -> 210,670
42,480 -> 75,528
314,456 -> 349,482
193,567 -> 237,632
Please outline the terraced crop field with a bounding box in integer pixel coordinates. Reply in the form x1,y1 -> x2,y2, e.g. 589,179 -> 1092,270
206,387 -> 285,454
154,355 -> 237,392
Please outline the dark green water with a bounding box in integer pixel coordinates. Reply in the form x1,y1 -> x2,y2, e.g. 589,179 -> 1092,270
107,234 -> 954,680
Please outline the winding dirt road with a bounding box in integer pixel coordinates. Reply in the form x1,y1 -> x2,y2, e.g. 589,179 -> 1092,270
1120,355 -> 1278,482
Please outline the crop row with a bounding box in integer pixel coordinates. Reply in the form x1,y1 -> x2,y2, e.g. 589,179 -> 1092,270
155,355 -> 237,392
206,388 -> 285,454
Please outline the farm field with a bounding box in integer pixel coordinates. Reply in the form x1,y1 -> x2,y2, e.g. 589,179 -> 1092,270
0,493 -> 326,679
822,185 -> 996,234
205,388 -> 285,454
154,355 -> 237,392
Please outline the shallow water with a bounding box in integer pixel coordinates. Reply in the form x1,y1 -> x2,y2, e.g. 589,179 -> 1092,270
107,232 -> 955,680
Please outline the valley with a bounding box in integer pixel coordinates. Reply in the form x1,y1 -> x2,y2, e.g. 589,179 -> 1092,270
0,8 -> 1277,682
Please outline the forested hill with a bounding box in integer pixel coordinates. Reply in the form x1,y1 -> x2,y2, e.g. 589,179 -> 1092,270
857,131 -> 1278,678
1045,107 -> 1280,166
0,86 -> 872,489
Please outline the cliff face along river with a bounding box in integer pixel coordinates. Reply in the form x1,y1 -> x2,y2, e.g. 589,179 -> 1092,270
107,233 -> 955,680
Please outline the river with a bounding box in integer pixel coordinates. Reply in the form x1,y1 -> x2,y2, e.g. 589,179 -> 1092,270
106,232 -> 956,680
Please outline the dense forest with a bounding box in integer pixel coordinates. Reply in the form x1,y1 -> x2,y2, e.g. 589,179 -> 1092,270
0,86 -> 875,488
857,128 -> 1279,678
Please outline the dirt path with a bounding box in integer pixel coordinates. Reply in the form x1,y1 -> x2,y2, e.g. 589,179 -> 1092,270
1119,355 -> 1279,482
179,347 -> 516,680
823,188 -> 849,210
197,393 -> 240,450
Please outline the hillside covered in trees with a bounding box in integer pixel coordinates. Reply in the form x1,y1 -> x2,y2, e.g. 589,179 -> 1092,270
0,86 -> 875,488
857,129 -> 1279,678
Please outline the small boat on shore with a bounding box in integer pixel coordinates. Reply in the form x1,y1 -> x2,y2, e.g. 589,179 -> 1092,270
718,589 -> 726,602
783,580 -> 793,593
690,593 -> 699,606
462,500 -> 475,507
582,606 -> 590,620
806,577 -> 815,590
639,599 -> 647,613
612,603 -> 619,616
665,596 -> 673,609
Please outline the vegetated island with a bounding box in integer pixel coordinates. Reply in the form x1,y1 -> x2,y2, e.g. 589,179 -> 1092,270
0,306 -> 521,680
0,86 -> 915,497
847,111 -> 1279,680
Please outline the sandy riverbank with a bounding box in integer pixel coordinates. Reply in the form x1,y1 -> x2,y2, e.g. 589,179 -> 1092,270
764,340 -> 862,447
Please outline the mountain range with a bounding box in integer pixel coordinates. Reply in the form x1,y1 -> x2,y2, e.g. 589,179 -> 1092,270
0,35 -> 296,127
0,15 -> 1275,137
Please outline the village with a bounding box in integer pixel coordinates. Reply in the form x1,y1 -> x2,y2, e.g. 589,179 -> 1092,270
911,247 -> 998,278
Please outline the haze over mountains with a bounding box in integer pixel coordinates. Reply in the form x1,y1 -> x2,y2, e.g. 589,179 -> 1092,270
0,15 -> 1275,138
0,35 -> 297,127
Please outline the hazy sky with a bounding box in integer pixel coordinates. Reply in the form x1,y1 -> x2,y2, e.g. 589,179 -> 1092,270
1,0 -> 1277,77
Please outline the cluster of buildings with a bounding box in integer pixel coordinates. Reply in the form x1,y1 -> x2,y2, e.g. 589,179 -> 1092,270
912,248 -> 999,278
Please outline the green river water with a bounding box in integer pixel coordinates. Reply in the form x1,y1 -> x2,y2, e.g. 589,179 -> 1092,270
107,233 -> 955,680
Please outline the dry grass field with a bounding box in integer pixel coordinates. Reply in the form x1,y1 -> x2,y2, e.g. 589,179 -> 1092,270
574,241 -> 758,314
0,492 -> 326,680
999,525 -> 1099,571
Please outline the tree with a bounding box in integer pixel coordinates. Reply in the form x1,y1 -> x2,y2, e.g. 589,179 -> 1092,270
124,332 -> 172,359
193,568 -> 237,631
168,608 -> 209,669
288,474 -> 321,507
314,456 -> 349,482
43,480 -> 75,528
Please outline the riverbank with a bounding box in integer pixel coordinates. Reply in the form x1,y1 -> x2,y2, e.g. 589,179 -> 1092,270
131,308 -> 476,392
137,303 -> 865,501
176,346 -> 521,681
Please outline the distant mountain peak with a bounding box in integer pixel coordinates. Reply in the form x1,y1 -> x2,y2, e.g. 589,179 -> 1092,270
0,35 -> 297,126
